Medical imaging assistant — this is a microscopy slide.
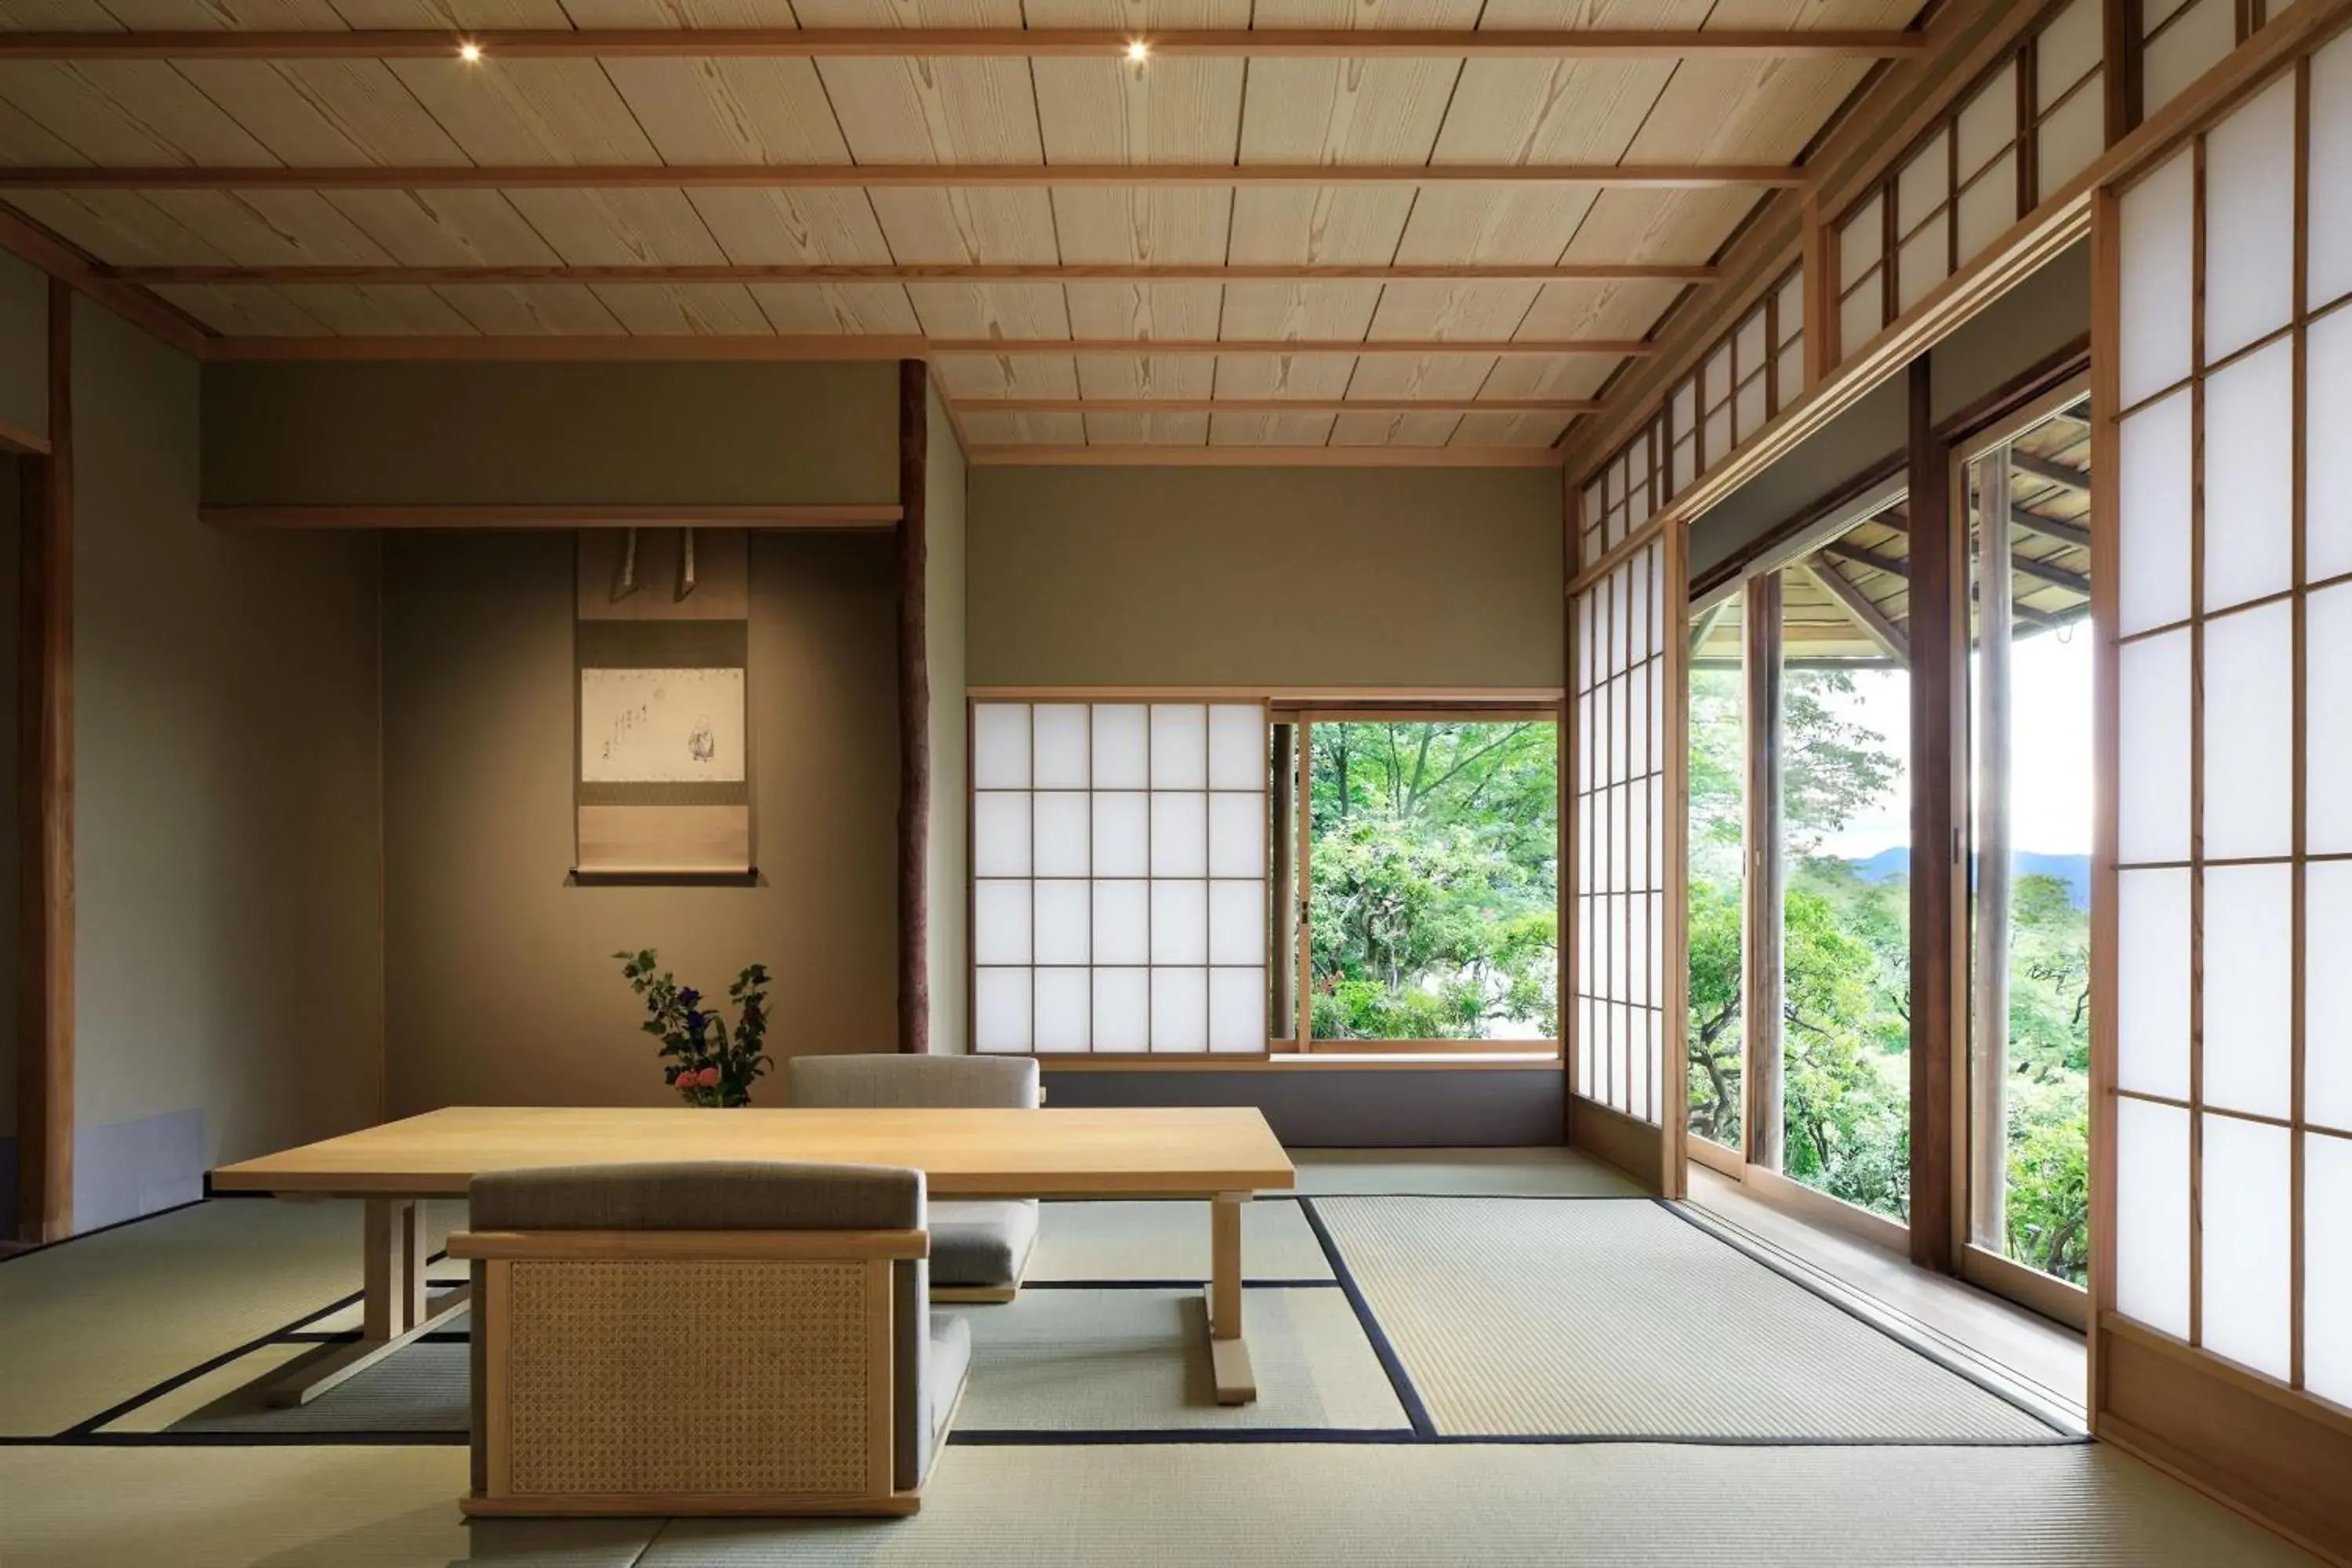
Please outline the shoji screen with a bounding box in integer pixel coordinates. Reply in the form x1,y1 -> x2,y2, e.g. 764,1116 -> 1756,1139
2096,33 -> 2352,1553
1570,518 -> 1687,1188
971,701 -> 1269,1055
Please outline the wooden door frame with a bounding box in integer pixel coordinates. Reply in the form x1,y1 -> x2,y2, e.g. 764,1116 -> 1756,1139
15,277 -> 71,1244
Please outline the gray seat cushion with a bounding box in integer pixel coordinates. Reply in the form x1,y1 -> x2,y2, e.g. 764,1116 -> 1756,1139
786,1054 -> 1040,1110
927,1312 -> 972,1443
930,1198 -> 1040,1289
468,1160 -> 923,1232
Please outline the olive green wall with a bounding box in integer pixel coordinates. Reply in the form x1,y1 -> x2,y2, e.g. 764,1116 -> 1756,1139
200,361 -> 898,507
967,465 -> 1565,690
74,300 -> 384,1230
379,531 -> 902,1112
0,252 -> 42,444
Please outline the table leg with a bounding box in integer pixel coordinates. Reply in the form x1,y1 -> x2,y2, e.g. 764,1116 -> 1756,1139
268,1196 -> 471,1407
1206,1191 -> 1255,1405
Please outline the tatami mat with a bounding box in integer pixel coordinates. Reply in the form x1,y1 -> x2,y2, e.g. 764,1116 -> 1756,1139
1029,1200 -> 1333,1283
162,1283 -> 1401,1439
956,1286 -> 1403,1433
1291,1147 -> 1644,1198
1310,1197 -> 2060,1442
172,1341 -> 471,1436
624,1442 -> 2318,1568
0,1198 -> 456,1436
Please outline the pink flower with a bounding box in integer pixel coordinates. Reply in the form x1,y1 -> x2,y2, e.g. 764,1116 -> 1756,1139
698,1066 -> 722,1088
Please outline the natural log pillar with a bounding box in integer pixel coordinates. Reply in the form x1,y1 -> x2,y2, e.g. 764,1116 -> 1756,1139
896,359 -> 928,1055
1743,572 -> 1784,1174
1970,441 -> 2016,1253
18,278 -> 73,1243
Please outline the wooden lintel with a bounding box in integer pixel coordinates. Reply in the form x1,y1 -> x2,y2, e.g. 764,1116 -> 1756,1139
964,445 -> 1565,467
199,504 -> 902,529
938,338 -> 1653,358
4,165 -> 1800,194
960,397 -> 1600,415
0,27 -> 1931,61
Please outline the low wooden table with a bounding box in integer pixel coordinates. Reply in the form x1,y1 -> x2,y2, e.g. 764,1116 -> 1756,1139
211,1104 -> 1297,1406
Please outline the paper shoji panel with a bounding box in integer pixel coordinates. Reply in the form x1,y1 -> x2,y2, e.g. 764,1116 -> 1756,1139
1572,540 -> 1668,1123
2035,0 -> 2106,201
2105,38 -> 2352,1399
1595,265 -> 1804,524
1833,0 -> 2116,368
2141,0 -> 2241,120
972,700 -> 1269,1056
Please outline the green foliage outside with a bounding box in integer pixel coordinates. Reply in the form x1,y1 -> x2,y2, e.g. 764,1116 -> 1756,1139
1685,666 -> 2089,1282
1307,721 -> 1558,1040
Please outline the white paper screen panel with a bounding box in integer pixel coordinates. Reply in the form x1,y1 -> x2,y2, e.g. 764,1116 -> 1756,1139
1573,540 -> 1668,1123
972,700 -> 1268,1055
2103,60 -> 2347,1399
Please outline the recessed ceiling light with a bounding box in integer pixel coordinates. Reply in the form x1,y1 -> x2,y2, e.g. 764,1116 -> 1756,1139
458,40 -> 484,62
1126,39 -> 1149,61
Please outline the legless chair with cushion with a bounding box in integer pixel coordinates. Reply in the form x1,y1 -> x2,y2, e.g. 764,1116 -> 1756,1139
449,1161 -> 968,1518
785,1055 -> 1042,1302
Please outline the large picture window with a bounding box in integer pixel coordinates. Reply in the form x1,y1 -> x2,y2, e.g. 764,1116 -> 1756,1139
1298,717 -> 1559,1045
970,700 -> 1269,1055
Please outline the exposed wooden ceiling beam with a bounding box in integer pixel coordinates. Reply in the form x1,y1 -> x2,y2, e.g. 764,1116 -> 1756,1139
1800,561 -> 1910,666
0,201 -> 209,355
2010,449 -> 2090,492
106,261 -> 1715,287
1819,537 -> 1911,580
0,163 -> 1798,193
2009,508 -> 2091,550
935,338 -> 1653,358
2008,550 -> 2089,595
195,334 -> 1650,362
1689,597 -> 1732,655
959,397 -> 1599,414
0,27 -> 1930,61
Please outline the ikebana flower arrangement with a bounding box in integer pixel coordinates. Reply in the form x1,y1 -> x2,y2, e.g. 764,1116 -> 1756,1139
613,949 -> 773,1108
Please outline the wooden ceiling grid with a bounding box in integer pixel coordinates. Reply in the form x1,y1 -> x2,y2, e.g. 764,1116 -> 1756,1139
0,0 -> 1930,453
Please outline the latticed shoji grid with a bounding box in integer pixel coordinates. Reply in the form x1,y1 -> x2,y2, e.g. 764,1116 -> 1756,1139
1572,542 -> 1668,1123
1581,267 -> 1804,557
971,701 -> 1269,1054
1836,0 -> 2107,364
2107,31 -> 2352,1403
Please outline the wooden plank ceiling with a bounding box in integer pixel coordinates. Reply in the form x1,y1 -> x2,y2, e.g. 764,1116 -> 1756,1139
0,0 -> 1927,456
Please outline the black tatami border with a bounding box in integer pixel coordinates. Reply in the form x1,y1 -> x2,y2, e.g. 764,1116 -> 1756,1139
13,1194 -> 2089,1451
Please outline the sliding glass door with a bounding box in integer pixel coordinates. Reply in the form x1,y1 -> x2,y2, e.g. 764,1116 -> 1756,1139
1963,397 -> 2095,1314
1684,495 -> 1915,1233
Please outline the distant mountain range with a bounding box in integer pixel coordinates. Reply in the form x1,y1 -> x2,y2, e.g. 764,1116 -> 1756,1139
1846,848 -> 2090,909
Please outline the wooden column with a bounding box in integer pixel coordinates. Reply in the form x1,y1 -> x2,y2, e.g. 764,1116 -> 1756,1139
1906,355 -> 1959,1275
1741,572 -> 1784,1173
1270,722 -> 1297,1047
895,359 -> 928,1056
1969,441 -> 2015,1253
16,278 -> 71,1245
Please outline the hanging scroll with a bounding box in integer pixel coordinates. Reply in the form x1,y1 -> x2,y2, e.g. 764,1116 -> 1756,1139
574,528 -> 752,877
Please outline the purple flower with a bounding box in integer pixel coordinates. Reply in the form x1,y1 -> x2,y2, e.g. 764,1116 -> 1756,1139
685,1010 -> 705,1033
